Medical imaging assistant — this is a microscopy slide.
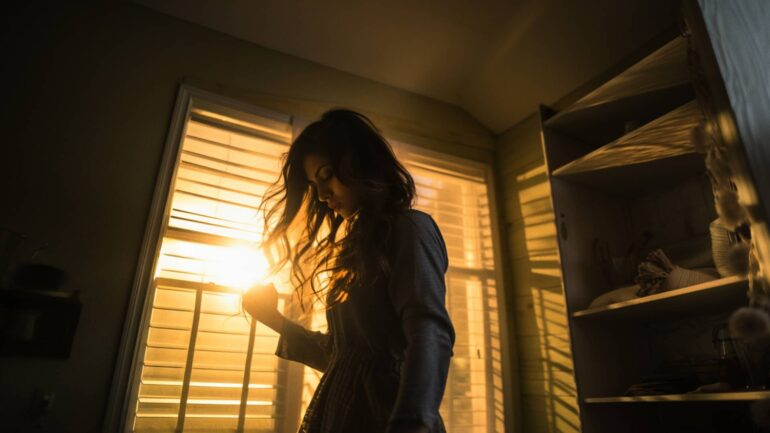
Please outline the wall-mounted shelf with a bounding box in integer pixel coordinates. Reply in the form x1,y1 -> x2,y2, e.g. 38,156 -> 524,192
0,288 -> 81,358
551,154 -> 705,195
585,391 -> 770,404
572,276 -> 747,321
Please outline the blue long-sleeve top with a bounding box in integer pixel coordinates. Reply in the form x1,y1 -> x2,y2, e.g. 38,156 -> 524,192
274,209 -> 456,433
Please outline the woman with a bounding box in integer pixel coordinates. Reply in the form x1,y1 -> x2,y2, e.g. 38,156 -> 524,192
243,109 -> 455,433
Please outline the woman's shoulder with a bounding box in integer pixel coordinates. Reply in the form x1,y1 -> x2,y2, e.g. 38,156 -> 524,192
390,209 -> 448,269
391,210 -> 445,251
393,209 -> 439,234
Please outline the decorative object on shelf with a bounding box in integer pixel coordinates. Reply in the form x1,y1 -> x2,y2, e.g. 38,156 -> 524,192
732,335 -> 770,390
730,306 -> 770,344
728,252 -> 770,416
594,232 -> 653,290
624,371 -> 700,396
730,277 -> 770,376
690,119 -> 765,287
666,266 -> 718,291
712,323 -> 746,388
710,218 -> 751,277
691,94 -> 770,426
715,187 -> 748,230
691,120 -> 750,229
587,284 -> 639,308
635,249 -> 717,297
689,381 -> 732,393
635,249 -> 674,296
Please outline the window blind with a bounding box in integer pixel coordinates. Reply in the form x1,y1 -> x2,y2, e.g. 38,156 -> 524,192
131,112 -> 296,433
395,144 -> 504,433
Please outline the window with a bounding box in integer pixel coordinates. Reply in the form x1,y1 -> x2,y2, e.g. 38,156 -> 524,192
126,100 -> 301,433
394,144 -> 505,433
125,91 -> 504,433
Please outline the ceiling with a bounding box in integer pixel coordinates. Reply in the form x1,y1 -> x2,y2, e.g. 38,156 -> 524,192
133,0 -> 679,134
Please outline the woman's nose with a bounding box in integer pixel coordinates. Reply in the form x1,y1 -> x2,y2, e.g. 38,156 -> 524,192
316,184 -> 331,202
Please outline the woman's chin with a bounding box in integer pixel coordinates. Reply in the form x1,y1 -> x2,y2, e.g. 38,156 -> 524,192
336,208 -> 356,220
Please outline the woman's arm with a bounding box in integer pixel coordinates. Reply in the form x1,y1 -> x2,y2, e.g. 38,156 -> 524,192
255,308 -> 285,334
385,212 -> 455,433
243,284 -> 332,372
274,318 -> 332,373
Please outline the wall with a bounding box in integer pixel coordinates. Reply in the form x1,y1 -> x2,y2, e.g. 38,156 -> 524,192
0,3 -> 494,432
495,115 -> 580,433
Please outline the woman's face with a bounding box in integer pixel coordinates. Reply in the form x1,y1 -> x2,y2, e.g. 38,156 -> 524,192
303,154 -> 359,219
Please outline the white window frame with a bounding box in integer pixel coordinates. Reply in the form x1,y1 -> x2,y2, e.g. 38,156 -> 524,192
391,140 -> 516,433
103,85 -> 298,433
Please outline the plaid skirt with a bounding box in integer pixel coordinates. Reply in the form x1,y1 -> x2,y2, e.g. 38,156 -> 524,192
299,349 -> 392,433
298,347 -> 448,433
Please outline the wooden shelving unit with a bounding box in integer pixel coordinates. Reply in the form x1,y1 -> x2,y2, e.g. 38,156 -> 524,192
537,11 -> 769,430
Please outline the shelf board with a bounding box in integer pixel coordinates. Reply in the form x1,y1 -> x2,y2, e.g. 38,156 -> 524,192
572,276 -> 747,320
553,100 -> 703,177
549,153 -> 705,195
585,390 -> 770,403
0,288 -> 80,302
545,37 -> 693,146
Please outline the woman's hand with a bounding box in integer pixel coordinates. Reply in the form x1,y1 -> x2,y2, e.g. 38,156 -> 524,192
242,283 -> 285,333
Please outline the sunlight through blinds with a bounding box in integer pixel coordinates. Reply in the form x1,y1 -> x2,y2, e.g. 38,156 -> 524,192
131,113 -> 295,433
396,145 -> 504,433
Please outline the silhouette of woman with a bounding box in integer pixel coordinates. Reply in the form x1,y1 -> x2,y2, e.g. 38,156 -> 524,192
243,109 -> 455,433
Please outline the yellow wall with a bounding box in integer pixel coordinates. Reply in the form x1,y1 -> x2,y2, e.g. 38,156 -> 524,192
495,114 -> 580,433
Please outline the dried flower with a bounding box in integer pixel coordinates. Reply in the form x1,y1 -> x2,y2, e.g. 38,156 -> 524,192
715,188 -> 747,229
726,241 -> 751,276
729,307 -> 770,342
705,147 -> 732,188
635,249 -> 674,296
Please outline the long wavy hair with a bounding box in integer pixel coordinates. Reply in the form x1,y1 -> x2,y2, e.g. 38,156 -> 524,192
259,109 -> 415,311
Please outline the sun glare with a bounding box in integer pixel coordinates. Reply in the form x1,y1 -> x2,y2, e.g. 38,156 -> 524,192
155,240 -> 271,292
209,245 -> 271,292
